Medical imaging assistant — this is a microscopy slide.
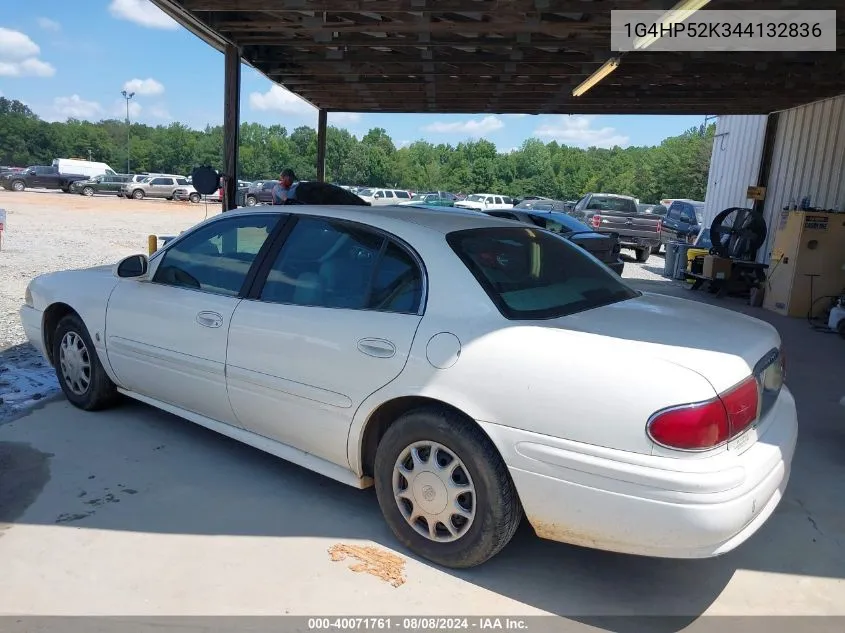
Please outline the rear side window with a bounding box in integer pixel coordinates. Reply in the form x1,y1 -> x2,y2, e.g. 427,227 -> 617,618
447,227 -> 639,320
586,196 -> 637,214
395,191 -> 410,199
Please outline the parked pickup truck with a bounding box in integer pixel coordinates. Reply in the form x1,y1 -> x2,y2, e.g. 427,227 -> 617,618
569,192 -> 661,262
0,165 -> 87,192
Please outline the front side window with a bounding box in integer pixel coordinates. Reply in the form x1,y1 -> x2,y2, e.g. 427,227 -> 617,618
152,214 -> 281,296
260,217 -> 422,313
447,227 -> 639,320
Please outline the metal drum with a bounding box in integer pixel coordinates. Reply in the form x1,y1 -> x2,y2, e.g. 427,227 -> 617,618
663,241 -> 681,277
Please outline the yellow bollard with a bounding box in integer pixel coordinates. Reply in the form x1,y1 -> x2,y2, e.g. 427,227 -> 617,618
148,234 -> 158,255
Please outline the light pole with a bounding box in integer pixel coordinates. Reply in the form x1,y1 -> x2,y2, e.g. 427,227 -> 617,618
121,90 -> 135,173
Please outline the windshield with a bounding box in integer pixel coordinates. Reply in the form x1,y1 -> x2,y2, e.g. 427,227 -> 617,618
447,227 -> 639,320
358,188 -> 374,197
586,196 -> 637,214
466,194 -> 486,202
695,228 -> 713,248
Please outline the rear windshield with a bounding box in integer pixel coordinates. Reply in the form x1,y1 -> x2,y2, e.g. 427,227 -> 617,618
586,196 -> 637,214
693,203 -> 705,223
447,227 -> 639,320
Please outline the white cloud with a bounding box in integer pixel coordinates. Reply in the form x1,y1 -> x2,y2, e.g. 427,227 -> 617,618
0,28 -> 55,77
37,17 -> 61,32
507,113 -> 528,118
534,115 -> 629,149
53,94 -> 103,119
329,112 -> 361,125
248,85 -> 314,116
123,77 -> 165,96
422,115 -> 504,137
0,27 -> 40,59
108,0 -> 179,30
396,140 -> 411,148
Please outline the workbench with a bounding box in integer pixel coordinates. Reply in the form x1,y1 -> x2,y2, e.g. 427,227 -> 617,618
687,260 -> 768,298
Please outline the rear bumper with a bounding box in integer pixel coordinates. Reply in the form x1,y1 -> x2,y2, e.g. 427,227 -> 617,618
619,236 -> 660,248
480,386 -> 797,558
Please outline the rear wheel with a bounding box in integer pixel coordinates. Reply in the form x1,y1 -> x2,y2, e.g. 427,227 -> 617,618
132,189 -> 144,200
373,407 -> 522,568
635,247 -> 650,262
53,314 -> 118,411
651,244 -> 661,255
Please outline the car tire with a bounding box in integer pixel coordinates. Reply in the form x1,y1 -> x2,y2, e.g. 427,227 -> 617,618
132,189 -> 144,200
246,195 -> 257,207
189,193 -> 200,204
635,247 -> 650,262
11,180 -> 25,192
651,244 -> 661,255
53,314 -> 118,411
82,186 -> 94,197
373,407 -> 522,569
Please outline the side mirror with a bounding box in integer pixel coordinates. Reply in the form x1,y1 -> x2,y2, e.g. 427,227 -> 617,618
115,254 -> 148,278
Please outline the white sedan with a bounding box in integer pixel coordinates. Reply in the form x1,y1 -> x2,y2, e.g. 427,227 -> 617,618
20,204 -> 797,568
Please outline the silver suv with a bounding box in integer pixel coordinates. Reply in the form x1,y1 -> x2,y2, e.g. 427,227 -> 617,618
122,175 -> 190,200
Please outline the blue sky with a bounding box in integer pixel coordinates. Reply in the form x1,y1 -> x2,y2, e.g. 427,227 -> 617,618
0,0 -> 706,151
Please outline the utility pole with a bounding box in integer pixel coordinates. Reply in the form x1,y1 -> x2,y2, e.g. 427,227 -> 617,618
121,90 -> 135,173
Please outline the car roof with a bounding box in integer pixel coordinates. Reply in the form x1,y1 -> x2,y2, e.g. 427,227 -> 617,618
223,203 -> 512,235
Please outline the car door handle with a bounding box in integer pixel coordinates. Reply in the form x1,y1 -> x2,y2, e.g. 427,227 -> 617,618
357,338 -> 396,358
196,311 -> 223,328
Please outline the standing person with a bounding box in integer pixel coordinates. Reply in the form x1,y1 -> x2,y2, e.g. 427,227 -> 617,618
272,168 -> 296,204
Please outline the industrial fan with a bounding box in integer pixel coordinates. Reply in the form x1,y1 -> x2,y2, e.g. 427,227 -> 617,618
709,207 -> 768,261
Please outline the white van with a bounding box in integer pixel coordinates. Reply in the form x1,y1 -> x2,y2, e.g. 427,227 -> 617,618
53,158 -> 116,178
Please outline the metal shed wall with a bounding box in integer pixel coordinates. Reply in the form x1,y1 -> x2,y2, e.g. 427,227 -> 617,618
702,115 -> 767,231
761,95 -> 845,263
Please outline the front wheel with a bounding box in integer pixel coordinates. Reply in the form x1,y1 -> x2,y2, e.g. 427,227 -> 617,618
132,189 -> 144,200
246,195 -> 257,207
635,247 -> 650,262
53,314 -> 118,411
11,180 -> 25,192
189,193 -> 200,204
82,186 -> 94,197
374,407 -> 522,568
651,244 -> 661,255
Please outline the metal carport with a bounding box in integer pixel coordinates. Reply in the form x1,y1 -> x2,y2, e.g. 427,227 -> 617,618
147,0 -> 845,210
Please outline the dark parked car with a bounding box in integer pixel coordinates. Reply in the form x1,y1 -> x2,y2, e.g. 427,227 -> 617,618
235,180 -> 369,209
0,165 -> 87,192
659,199 -> 705,248
483,208 -> 624,275
241,179 -> 277,206
515,199 -> 575,213
70,173 -> 133,196
569,192 -> 661,262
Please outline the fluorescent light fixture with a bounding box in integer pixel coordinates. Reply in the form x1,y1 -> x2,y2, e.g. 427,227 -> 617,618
572,57 -> 620,97
633,0 -> 712,50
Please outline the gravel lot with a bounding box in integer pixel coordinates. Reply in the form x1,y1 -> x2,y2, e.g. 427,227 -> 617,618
0,190 -> 221,420
0,190 -> 665,420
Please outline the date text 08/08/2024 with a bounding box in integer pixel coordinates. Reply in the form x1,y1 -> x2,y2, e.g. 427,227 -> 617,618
308,618 -> 529,630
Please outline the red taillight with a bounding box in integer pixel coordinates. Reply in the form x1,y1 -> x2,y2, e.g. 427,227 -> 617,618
591,214 -> 601,229
647,376 -> 759,451
656,219 -> 662,234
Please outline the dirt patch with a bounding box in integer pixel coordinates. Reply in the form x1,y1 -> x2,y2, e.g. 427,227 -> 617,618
0,441 -> 52,535
328,543 -> 407,588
